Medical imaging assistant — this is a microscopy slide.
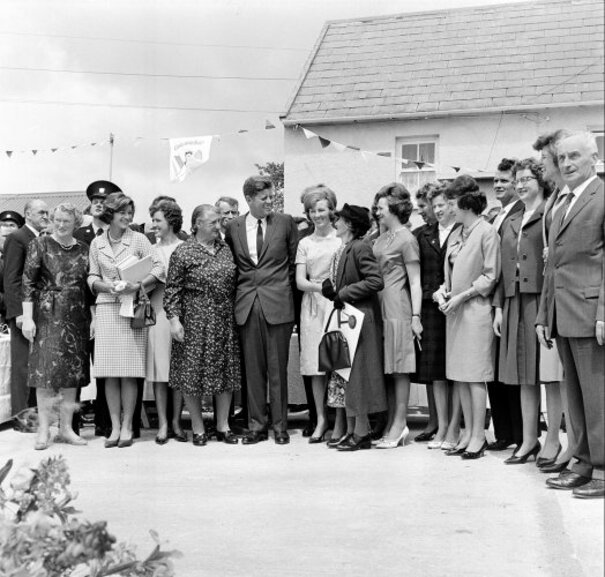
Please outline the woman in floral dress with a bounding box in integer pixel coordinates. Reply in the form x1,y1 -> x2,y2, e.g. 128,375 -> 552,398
21,203 -> 91,450
164,204 -> 241,447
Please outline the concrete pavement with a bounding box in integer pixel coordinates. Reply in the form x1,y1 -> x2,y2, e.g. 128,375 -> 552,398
1,426 -> 603,577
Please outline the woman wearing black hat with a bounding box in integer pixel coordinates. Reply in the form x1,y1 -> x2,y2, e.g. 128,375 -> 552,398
322,204 -> 386,451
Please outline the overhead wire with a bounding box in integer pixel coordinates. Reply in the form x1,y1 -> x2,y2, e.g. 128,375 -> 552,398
0,64 -> 298,81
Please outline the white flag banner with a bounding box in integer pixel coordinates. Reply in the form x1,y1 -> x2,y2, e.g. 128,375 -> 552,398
169,135 -> 213,182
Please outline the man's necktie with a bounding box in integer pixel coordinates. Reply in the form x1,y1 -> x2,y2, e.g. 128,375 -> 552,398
256,219 -> 263,259
557,192 -> 574,230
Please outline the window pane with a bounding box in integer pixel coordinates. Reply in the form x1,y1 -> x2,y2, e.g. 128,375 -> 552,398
419,142 -> 435,164
595,133 -> 604,161
401,144 -> 418,167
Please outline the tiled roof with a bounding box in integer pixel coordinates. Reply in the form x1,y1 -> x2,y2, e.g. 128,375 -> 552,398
282,0 -> 604,124
0,191 -> 88,215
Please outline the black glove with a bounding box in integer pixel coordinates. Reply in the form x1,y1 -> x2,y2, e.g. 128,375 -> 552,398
321,278 -> 337,301
333,295 -> 345,310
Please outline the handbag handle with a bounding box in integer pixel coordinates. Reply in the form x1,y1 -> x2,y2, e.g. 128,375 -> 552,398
323,307 -> 351,332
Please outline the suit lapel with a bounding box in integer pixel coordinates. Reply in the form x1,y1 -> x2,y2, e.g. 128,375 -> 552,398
523,202 -> 545,229
96,231 -> 115,261
557,179 -> 599,238
423,223 -> 441,256
336,242 -> 353,288
236,215 -> 252,262
258,214 -> 276,263
508,211 -> 522,238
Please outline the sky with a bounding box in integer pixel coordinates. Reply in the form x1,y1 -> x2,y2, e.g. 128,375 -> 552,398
0,0 -> 531,222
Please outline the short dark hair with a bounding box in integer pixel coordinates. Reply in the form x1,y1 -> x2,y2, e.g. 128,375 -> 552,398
416,181 -> 442,201
373,182 -> 414,225
513,158 -> 553,198
100,192 -> 135,224
243,176 -> 273,199
153,199 -> 183,233
148,195 -> 177,217
446,175 -> 486,215
496,157 -> 518,173
426,181 -> 448,203
532,130 -> 573,168
215,196 -> 239,209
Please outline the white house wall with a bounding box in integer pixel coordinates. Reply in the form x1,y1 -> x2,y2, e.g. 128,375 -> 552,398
283,105 -> 604,216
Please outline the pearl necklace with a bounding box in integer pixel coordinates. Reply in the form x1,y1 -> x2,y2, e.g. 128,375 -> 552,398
52,234 -> 76,250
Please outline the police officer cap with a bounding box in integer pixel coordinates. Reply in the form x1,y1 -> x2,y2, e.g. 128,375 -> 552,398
0,210 -> 25,228
86,180 -> 122,201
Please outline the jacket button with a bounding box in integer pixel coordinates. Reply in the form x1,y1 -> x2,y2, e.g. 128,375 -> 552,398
522,255 -> 527,260
523,278 -> 528,282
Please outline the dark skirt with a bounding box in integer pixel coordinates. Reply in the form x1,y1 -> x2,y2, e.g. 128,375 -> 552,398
415,299 -> 446,383
499,288 -> 540,385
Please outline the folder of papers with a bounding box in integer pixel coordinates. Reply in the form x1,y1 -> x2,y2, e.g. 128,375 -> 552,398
117,255 -> 152,283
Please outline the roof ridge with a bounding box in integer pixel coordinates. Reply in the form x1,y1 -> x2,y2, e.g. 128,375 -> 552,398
322,0 -> 593,27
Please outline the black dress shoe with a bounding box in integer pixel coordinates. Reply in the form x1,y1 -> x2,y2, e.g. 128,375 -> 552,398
192,433 -> 208,446
546,472 -> 590,490
414,429 -> 438,443
539,460 -> 570,474
461,441 -> 488,460
445,446 -> 467,456
172,431 -> 188,443
275,431 -> 290,445
302,422 -> 316,438
487,439 -> 514,451
572,479 -> 605,499
242,431 -> 268,445
309,427 -> 329,444
337,433 -> 371,451
215,430 -> 239,444
505,442 -> 541,464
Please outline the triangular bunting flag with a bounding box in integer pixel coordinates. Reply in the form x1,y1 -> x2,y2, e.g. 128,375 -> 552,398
238,129 -> 248,134
6,151 -> 13,158
318,137 -> 331,149
452,166 -> 461,172
32,150 -> 38,156
302,127 -> 316,139
377,152 -> 392,157
90,142 -> 97,147
332,142 -> 347,152
71,145 -> 77,150
347,145 -> 360,151
265,120 -> 276,130
51,148 -> 58,153
414,161 -> 425,169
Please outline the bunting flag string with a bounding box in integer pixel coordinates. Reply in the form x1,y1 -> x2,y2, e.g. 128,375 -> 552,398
2,118 -> 278,159
295,125 -> 495,175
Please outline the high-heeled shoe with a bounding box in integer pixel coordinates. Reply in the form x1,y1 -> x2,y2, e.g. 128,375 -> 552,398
337,433 -> 371,451
375,426 -> 409,449
414,428 -> 438,442
539,460 -> 570,474
104,438 -> 119,448
461,441 -> 488,460
505,441 -> 541,464
309,430 -> 329,444
327,433 -> 349,448
536,444 -> 562,468
445,445 -> 468,456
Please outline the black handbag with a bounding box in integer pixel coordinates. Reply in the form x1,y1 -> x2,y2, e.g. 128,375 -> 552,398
131,288 -> 156,329
318,308 -> 352,372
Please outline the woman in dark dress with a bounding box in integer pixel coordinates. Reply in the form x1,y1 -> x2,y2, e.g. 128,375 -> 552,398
21,203 -> 91,450
164,204 -> 241,446
322,204 -> 386,451
415,184 -> 459,449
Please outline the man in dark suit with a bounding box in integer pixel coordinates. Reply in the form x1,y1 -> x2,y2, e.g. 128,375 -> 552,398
0,211 -> 25,323
537,132 -> 604,499
3,199 -> 49,415
487,158 -> 525,452
74,180 -> 120,437
225,176 -> 298,445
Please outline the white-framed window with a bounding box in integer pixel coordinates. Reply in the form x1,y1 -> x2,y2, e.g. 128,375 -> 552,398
396,136 -> 438,192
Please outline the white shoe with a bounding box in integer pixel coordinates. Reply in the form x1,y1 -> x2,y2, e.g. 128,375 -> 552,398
376,426 -> 409,449
428,440 -> 443,449
441,441 -> 457,451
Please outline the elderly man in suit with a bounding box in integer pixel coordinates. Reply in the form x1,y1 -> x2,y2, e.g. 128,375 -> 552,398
537,131 -> 605,499
225,176 -> 298,445
487,158 -> 525,453
3,199 -> 49,415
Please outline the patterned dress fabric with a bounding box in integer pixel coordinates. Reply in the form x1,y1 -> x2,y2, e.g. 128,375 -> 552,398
164,238 -> 241,398
146,240 -> 183,382
22,236 -> 91,390
88,228 -> 162,378
372,227 -> 419,374
295,230 -> 341,376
